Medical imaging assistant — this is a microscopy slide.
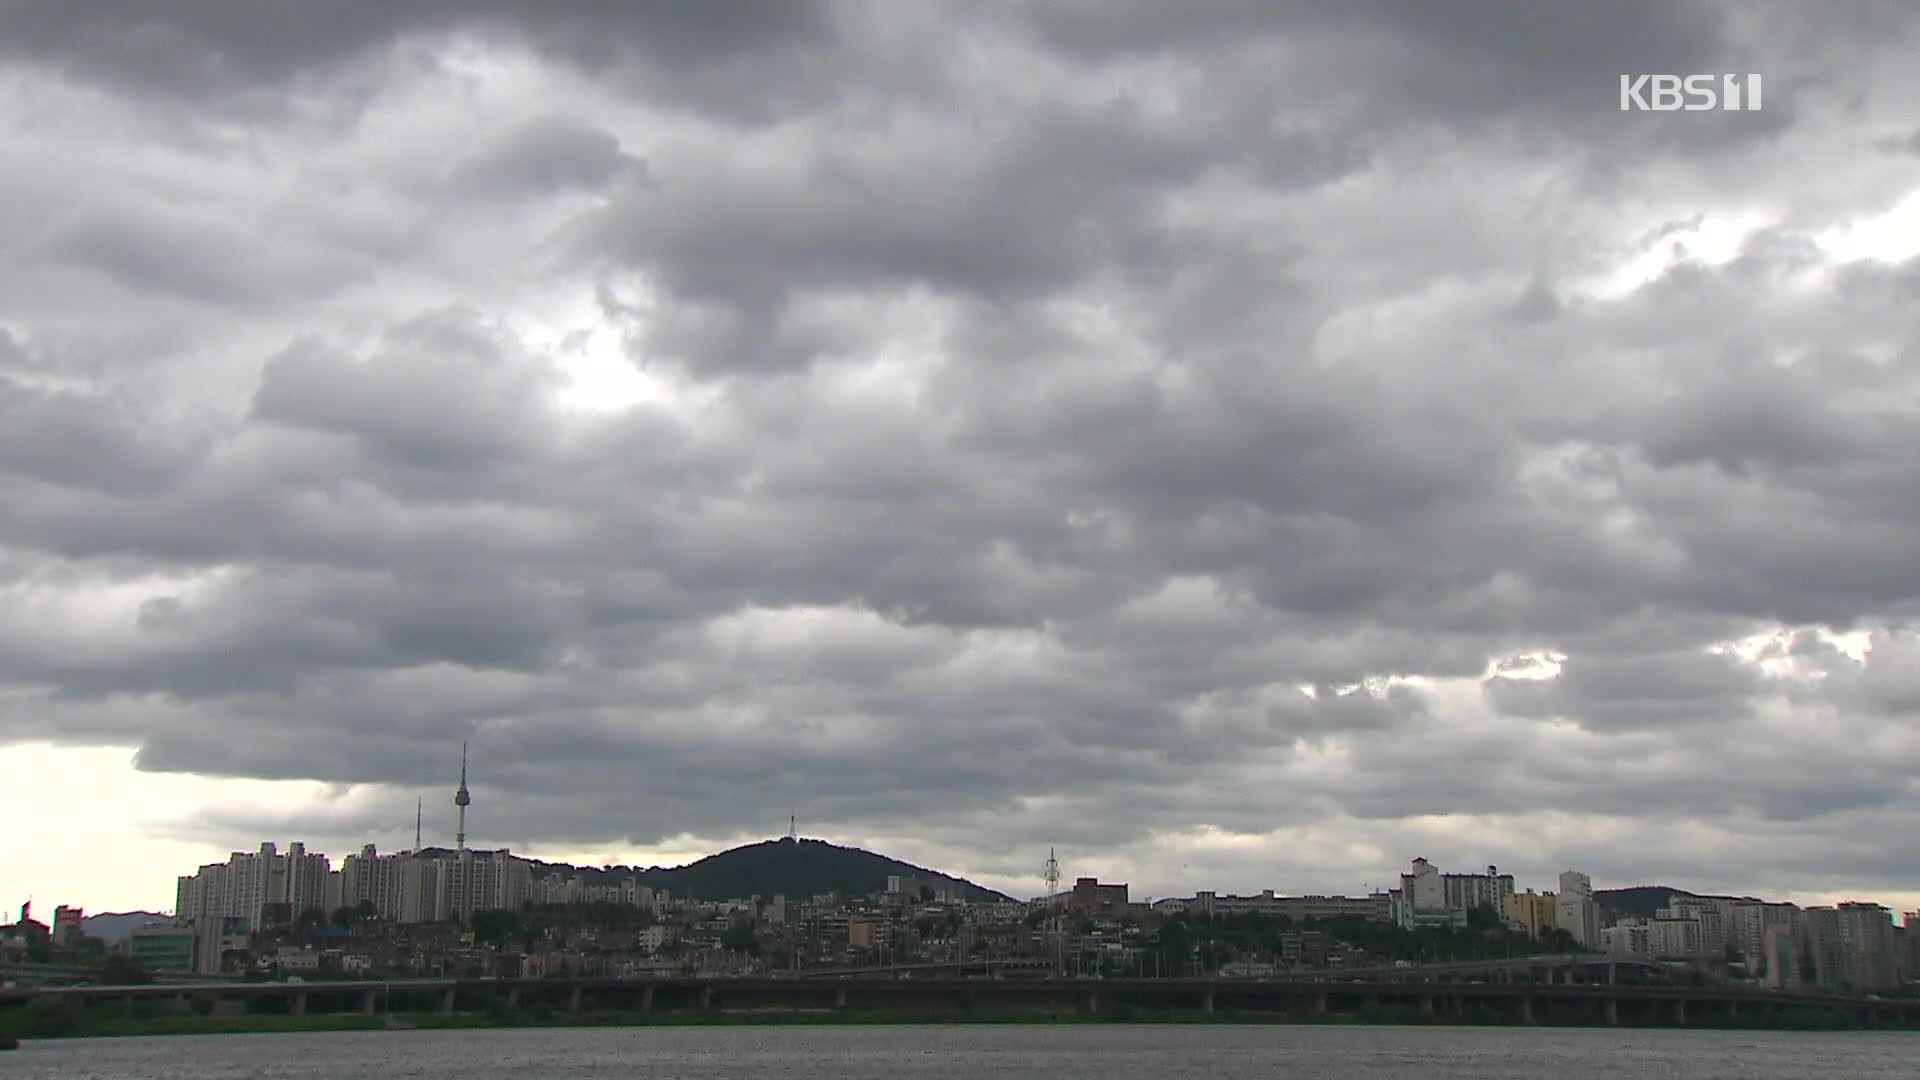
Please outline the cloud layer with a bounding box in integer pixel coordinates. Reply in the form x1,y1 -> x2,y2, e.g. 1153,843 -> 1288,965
2,0 -> 1919,906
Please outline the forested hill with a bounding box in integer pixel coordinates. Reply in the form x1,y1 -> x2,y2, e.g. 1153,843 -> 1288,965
1595,885 -> 1766,919
489,837 -> 1015,903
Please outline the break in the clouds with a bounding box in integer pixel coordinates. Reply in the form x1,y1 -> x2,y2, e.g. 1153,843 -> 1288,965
2,0 -> 1919,909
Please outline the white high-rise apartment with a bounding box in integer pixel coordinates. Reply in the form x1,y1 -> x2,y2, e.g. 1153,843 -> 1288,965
1555,870 -> 1600,949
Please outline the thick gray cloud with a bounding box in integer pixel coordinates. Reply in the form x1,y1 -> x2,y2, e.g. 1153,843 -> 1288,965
3,1 -> 1920,907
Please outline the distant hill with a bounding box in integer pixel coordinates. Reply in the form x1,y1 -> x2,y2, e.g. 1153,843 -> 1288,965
81,911 -> 171,945
501,838 -> 1014,904
1595,886 -> 1689,919
1596,886 -> 1765,920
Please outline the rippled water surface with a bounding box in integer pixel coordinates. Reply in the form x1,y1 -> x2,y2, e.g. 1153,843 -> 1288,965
2,1025 -> 1915,1079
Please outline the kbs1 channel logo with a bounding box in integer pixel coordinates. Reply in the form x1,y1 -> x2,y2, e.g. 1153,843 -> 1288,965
1619,74 -> 1763,112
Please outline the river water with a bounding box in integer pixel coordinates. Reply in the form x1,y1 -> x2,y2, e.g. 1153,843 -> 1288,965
0,1024 -> 1914,1079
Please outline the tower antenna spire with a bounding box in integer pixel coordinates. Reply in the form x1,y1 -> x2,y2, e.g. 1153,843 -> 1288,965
415,797 -> 423,853
454,741 -> 471,853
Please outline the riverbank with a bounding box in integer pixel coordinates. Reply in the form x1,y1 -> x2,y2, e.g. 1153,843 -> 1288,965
0,1000 -> 1898,1040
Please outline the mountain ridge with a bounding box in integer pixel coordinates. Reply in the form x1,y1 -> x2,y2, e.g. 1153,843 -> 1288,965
79,911 -> 172,945
420,837 -> 1016,904
1594,885 -> 1771,920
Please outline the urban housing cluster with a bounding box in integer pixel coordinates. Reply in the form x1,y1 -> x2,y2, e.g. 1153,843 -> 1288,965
5,842 -> 1915,1000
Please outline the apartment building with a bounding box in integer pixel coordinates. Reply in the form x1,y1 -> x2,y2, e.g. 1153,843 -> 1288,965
1554,871 -> 1599,949
1506,890 -> 1558,941
1180,890 -> 1392,922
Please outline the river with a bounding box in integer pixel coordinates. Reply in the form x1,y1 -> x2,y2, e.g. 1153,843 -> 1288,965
1,1024 -> 1914,1079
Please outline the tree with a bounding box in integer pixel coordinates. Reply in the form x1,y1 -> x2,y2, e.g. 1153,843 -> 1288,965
1466,905 -> 1504,931
720,920 -> 759,956
470,909 -> 520,946
98,953 -> 152,986
330,906 -> 356,929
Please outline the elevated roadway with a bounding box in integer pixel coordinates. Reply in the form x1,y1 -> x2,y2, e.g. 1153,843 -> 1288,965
4,973 -> 1911,1028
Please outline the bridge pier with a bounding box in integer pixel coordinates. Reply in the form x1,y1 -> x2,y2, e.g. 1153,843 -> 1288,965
290,992 -> 307,1016
1364,992 -> 1380,1009
1202,989 -> 1214,1015
1605,997 -> 1618,1026
436,987 -> 455,1015
1312,989 -> 1327,1015
1726,998 -> 1737,1022
359,988 -> 376,1015
641,984 -> 655,1014
700,984 -> 714,1010
1672,998 -> 1686,1026
567,985 -> 583,1013
505,987 -> 520,1010
835,984 -> 848,1008
1085,990 -> 1099,1015
1516,995 -> 1534,1025
1420,993 -> 1435,1018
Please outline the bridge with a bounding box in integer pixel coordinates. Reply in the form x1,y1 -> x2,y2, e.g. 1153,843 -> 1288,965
4,974 -> 1914,1029
0,963 -> 229,987
796,954 -> 1672,984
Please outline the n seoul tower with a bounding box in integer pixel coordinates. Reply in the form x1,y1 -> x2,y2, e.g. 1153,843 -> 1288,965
454,741 -> 471,854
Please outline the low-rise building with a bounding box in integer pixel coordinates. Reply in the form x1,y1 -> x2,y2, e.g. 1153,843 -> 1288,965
1070,878 -> 1129,915
128,926 -> 197,974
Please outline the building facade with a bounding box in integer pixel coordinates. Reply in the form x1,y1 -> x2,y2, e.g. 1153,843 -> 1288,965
1554,870 -> 1599,949
1507,890 -> 1558,941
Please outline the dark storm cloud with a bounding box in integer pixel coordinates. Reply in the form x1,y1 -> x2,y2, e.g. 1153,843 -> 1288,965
1486,648 -> 1763,731
0,1 -> 838,108
445,117 -> 646,198
2,0 -> 1919,904
250,307 -> 564,470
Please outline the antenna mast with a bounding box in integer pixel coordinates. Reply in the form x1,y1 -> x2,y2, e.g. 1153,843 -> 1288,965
454,741 -> 471,853
415,797 -> 423,853
789,814 -> 796,841
1042,848 -> 1064,975
453,741 -> 474,924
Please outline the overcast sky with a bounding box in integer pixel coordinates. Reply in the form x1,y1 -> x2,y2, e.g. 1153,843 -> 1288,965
3,1 -> 1919,917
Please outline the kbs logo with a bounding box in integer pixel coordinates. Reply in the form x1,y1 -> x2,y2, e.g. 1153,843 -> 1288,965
1619,74 -> 1763,111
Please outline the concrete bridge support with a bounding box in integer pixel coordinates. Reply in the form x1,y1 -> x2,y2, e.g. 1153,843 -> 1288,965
1084,990 -> 1099,1016
358,988 -> 376,1015
566,985 -> 583,1013
1420,993 -> 1435,1018
1312,989 -> 1328,1015
835,984 -> 848,1008
436,987 -> 455,1015
1202,990 -> 1214,1015
1672,998 -> 1686,1026
290,992 -> 307,1016
505,987 -> 520,1010
700,984 -> 714,1010
641,985 -> 655,1014
1605,998 -> 1618,1026
1516,995 -> 1534,1025
1726,998 -> 1737,1022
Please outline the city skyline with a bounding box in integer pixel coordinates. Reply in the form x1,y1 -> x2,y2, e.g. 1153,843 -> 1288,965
3,3 -> 1920,923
